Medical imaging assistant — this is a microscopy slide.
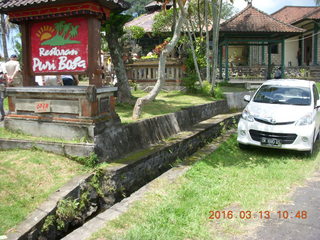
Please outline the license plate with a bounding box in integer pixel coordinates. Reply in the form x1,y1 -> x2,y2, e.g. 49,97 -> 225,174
261,137 -> 281,147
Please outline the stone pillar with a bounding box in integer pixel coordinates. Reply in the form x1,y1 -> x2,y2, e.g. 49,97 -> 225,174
261,44 -> 265,65
225,43 -> 229,81
301,35 -> 305,66
313,23 -> 318,65
267,44 -> 272,79
281,39 -> 285,78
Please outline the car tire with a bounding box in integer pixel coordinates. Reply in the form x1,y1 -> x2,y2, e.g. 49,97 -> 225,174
305,132 -> 315,157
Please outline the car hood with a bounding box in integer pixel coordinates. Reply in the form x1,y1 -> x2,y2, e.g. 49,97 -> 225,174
246,102 -> 312,123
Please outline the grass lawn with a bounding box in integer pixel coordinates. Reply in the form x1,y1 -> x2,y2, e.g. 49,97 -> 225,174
0,150 -> 86,235
116,90 -> 215,123
90,135 -> 320,240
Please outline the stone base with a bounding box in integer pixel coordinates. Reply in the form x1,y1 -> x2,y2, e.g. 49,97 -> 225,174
4,117 -> 120,141
4,118 -> 95,140
4,86 -> 120,141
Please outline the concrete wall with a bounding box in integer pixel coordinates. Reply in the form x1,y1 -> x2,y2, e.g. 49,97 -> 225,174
223,91 -> 254,110
94,100 -> 229,162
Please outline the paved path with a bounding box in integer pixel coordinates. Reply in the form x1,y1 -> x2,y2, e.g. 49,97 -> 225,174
245,170 -> 320,240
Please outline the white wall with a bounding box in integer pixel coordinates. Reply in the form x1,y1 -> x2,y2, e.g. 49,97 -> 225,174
285,36 -> 299,67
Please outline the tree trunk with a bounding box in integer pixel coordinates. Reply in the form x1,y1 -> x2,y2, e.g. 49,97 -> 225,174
187,20 -> 203,85
172,0 -> 177,33
106,31 -> 132,104
205,0 -> 210,82
132,0 -> 191,119
0,14 -> 8,60
211,0 -> 222,90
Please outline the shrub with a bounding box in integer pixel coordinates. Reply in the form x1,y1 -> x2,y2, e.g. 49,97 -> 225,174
182,73 -> 199,93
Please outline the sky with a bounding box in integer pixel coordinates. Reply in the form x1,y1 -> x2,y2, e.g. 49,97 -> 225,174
231,0 -> 317,14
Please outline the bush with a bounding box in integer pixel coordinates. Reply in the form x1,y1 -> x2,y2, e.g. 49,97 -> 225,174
200,81 -> 212,96
182,73 -> 199,93
213,85 -> 224,99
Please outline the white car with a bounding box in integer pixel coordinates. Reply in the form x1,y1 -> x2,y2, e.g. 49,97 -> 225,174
237,79 -> 320,155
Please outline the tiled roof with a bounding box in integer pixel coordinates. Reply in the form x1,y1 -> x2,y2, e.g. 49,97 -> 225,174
0,0 -> 130,12
272,6 -> 320,24
220,4 -> 305,33
125,11 -> 164,33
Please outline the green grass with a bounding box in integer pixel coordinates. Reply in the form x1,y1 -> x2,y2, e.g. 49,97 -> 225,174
90,135 -> 320,240
0,149 -> 86,235
116,90 -> 215,123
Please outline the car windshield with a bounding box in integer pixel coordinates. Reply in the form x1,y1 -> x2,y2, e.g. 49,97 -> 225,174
253,85 -> 311,105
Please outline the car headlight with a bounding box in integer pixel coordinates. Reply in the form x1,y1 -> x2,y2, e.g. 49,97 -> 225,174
296,113 -> 313,126
242,110 -> 254,122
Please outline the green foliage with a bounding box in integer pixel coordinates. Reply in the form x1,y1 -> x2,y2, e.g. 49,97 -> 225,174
124,0 -> 150,16
200,81 -> 212,96
41,215 -> 56,233
124,26 -> 145,40
152,8 -> 174,36
181,73 -> 198,93
140,54 -> 158,59
71,153 -> 99,168
56,198 -> 80,222
101,13 -> 132,38
212,84 -> 224,99
89,169 -> 104,197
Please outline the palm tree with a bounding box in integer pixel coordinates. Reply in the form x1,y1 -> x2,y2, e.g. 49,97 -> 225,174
68,25 -> 79,39
54,21 -> 65,35
61,23 -> 72,38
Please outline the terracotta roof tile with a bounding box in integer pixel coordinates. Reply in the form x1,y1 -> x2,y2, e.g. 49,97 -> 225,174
125,11 -> 159,32
220,5 -> 305,33
272,6 -> 319,24
0,0 -> 130,12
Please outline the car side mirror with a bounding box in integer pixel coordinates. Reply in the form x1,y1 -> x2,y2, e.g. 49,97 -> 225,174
316,99 -> 320,108
244,95 -> 251,102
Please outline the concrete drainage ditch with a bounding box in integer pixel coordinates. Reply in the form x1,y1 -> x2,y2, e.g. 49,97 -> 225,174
5,113 -> 240,240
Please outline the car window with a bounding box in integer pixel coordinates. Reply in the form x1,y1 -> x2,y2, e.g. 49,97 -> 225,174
312,84 -> 319,106
253,85 -> 311,105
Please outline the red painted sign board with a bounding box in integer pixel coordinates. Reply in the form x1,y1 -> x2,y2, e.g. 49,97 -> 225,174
31,17 -> 88,73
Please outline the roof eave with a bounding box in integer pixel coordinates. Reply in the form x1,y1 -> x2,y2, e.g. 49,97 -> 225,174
0,0 -> 131,14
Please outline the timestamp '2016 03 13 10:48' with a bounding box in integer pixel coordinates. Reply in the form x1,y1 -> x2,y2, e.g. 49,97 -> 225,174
208,210 -> 308,220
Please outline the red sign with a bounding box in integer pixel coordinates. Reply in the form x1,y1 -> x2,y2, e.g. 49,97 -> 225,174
31,17 -> 88,73
35,101 -> 51,113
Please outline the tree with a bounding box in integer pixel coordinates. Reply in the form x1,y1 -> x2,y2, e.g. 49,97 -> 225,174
211,0 -> 223,90
0,14 -> 19,60
125,0 -> 150,16
132,0 -> 191,119
0,14 -> 8,59
315,0 -> 320,5
101,14 -> 133,103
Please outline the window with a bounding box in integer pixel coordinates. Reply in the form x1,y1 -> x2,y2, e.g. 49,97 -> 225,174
271,44 -> 279,54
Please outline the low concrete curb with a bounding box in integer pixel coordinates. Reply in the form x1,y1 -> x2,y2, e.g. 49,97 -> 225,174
0,139 -> 94,158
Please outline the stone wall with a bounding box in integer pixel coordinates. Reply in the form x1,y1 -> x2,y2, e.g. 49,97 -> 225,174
94,100 -> 229,162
